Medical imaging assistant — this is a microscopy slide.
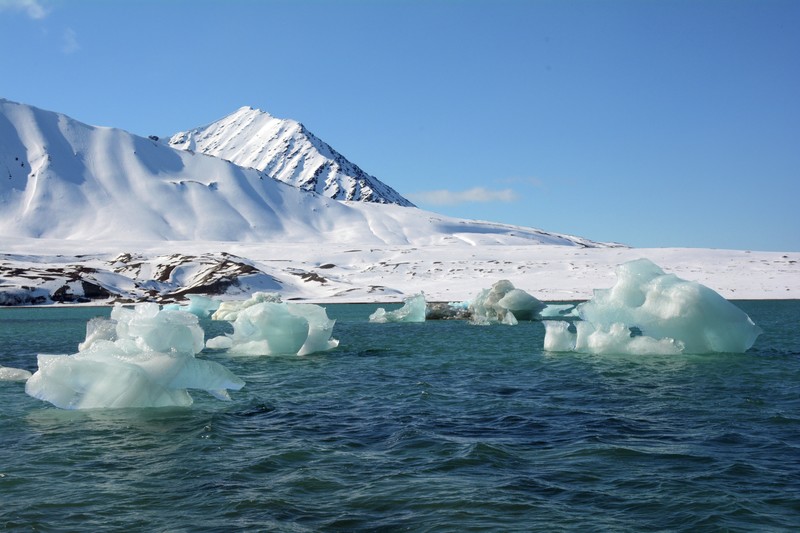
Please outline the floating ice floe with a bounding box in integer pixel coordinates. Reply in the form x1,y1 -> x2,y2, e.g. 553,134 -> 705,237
469,280 -> 545,325
25,304 -> 244,409
369,293 -> 427,323
543,258 -> 762,355
207,293 -> 339,355
0,365 -> 32,382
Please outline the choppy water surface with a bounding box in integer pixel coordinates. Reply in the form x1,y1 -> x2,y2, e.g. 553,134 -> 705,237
1,301 -> 799,531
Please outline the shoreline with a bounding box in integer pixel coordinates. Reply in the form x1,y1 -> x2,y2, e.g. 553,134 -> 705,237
3,297 -> 798,311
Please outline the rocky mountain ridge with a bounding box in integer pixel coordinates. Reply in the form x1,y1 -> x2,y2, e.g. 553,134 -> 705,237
168,106 -> 414,206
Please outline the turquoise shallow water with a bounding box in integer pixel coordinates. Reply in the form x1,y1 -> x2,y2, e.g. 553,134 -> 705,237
1,301 -> 799,531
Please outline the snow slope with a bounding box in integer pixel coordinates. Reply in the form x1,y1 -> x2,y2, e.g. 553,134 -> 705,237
169,106 -> 414,206
0,98 -> 595,246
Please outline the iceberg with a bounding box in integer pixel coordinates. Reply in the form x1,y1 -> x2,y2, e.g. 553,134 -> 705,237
369,293 -> 427,323
543,259 -> 762,355
207,294 -> 338,355
25,304 -> 244,409
469,280 -> 545,325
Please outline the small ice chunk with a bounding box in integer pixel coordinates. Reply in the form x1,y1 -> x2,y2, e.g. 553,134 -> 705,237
543,259 -> 762,355
25,304 -> 244,409
369,293 -> 426,323
469,280 -> 544,325
0,365 -> 32,382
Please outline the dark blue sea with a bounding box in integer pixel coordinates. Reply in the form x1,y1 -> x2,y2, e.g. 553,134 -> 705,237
1,301 -> 799,531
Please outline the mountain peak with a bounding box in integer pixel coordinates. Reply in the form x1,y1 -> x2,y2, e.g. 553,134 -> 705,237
169,107 -> 414,206
232,105 -> 270,118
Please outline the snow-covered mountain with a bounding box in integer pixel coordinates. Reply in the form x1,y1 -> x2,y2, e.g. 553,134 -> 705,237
0,98 -> 599,246
1,99 -> 798,306
168,106 -> 414,206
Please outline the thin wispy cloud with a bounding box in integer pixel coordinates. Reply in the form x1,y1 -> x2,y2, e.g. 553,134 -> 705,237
407,187 -> 518,206
62,27 -> 79,54
0,0 -> 50,19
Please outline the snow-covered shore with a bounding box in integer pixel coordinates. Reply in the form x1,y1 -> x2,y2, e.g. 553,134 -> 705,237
1,238 -> 797,305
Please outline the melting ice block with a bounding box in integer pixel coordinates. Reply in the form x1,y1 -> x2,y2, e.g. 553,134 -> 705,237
207,294 -> 339,355
543,258 -> 762,355
469,280 -> 545,325
369,293 -> 427,323
0,366 -> 32,382
25,304 -> 244,409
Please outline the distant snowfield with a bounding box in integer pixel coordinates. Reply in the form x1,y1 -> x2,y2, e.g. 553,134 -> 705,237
2,237 -> 797,303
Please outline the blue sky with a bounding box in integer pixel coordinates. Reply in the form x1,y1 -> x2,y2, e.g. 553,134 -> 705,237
1,0 -> 798,251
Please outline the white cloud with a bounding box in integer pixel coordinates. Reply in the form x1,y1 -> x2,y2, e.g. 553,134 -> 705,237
62,27 -> 79,54
407,187 -> 519,206
0,0 -> 50,19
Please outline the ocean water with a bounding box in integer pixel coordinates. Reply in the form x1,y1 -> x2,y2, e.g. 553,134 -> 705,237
1,301 -> 799,532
